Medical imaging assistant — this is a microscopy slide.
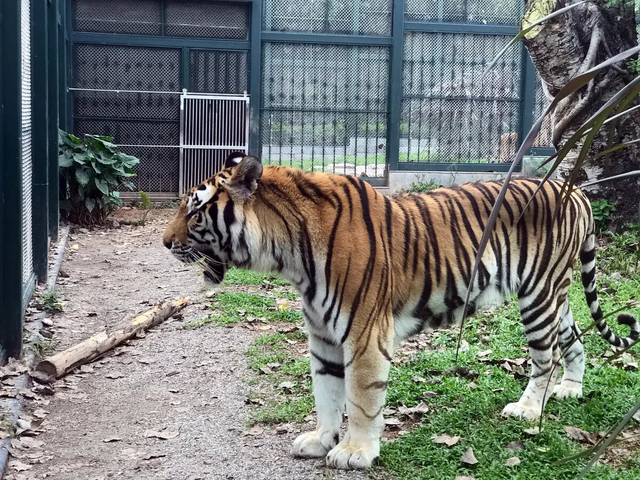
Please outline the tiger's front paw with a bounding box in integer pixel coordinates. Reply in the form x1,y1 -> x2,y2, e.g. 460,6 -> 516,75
291,430 -> 338,458
502,401 -> 542,421
326,441 -> 379,470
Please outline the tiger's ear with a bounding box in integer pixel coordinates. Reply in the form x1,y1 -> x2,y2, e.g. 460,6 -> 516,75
224,152 -> 246,169
227,155 -> 263,201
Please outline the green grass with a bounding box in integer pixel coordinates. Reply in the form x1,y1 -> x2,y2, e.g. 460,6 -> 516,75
188,291 -> 302,327
381,268 -> 640,480
222,267 -> 291,286
246,331 -> 315,424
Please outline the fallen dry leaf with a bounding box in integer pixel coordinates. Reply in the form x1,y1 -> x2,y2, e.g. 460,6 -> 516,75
103,437 -> 122,443
242,425 -> 264,437
477,350 -> 493,358
505,441 -> 525,451
259,367 -> 273,375
422,391 -> 437,398
32,409 -> 48,420
454,477 -> 475,480
461,447 -> 478,466
79,365 -> 94,374
524,427 -> 541,436
384,418 -> 402,429
278,381 -> 295,391
276,424 -> 294,434
144,427 -> 180,440
412,376 -> 426,383
505,456 -> 521,467
460,340 -> 470,352
142,452 -> 166,460
15,419 -> 31,435
564,426 -> 599,445
105,373 -> 125,380
433,433 -> 460,447
398,402 -> 429,419
11,461 -> 32,472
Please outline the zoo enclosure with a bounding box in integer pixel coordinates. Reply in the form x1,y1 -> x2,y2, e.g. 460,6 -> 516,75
67,0 -> 553,195
1,0 -> 67,361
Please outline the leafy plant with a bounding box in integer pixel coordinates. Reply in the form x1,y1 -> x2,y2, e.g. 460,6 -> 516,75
42,291 -> 63,313
138,191 -> 153,226
58,130 -> 140,225
406,175 -> 442,193
591,199 -> 616,232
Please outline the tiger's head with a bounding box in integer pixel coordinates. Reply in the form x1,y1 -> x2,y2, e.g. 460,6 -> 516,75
162,152 -> 263,286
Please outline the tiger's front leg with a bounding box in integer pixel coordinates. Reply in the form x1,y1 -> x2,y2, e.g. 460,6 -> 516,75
325,319 -> 394,470
291,333 -> 345,458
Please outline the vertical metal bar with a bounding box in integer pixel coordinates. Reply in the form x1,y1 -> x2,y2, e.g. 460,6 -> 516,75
57,0 -> 66,130
65,0 -> 73,131
0,0 -> 25,361
47,0 -> 59,241
248,0 -> 262,156
160,0 -> 167,36
181,47 -> 189,90
31,0 -> 49,283
519,47 -> 536,169
387,0 -> 404,173
179,92 -> 185,194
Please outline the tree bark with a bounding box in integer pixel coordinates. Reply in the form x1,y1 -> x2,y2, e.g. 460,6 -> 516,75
522,0 -> 640,227
34,298 -> 190,380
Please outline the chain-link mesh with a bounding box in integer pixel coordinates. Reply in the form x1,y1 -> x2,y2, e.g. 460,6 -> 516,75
190,50 -> 249,93
74,0 -> 162,35
166,1 -> 249,39
261,43 -> 389,178
21,0 -> 34,288
532,74 -> 553,148
400,32 -> 523,164
263,0 -> 392,36
405,0 -> 524,25
73,44 -> 182,192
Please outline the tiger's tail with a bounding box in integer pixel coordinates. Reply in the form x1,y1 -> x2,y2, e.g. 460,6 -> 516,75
580,228 -> 639,348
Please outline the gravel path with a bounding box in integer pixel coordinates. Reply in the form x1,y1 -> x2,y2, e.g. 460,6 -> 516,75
11,209 -> 368,480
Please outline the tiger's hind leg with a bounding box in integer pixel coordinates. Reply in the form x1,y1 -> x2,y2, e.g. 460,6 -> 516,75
553,301 -> 585,399
503,291 -> 565,420
292,333 -> 345,458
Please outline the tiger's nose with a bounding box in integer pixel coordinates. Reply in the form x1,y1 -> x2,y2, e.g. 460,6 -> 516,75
163,239 -> 172,249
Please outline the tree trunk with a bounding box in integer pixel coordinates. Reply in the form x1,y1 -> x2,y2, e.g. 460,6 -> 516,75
522,0 -> 640,228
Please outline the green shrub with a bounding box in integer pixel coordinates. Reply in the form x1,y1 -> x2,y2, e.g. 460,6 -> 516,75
58,130 -> 139,225
591,198 -> 616,233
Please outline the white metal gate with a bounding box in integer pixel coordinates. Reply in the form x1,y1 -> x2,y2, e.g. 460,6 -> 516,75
179,91 -> 250,194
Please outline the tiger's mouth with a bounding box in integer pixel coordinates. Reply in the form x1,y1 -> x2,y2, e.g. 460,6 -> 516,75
171,245 -> 228,285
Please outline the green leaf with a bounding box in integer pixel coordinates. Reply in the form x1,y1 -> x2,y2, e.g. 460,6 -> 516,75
119,153 -> 140,168
121,180 -> 136,191
75,168 -> 91,187
94,177 -> 109,195
91,160 -> 103,174
85,197 -> 96,213
68,133 -> 82,144
140,191 -> 152,209
59,152 -> 74,168
72,151 -> 92,165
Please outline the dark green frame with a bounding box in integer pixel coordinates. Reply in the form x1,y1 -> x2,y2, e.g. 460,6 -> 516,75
0,0 -> 27,362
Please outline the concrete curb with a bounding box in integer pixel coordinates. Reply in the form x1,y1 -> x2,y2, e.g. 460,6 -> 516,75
0,226 -> 69,480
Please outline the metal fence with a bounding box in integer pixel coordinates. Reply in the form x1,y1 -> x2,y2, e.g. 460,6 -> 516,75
66,0 -> 552,194
1,0 -> 64,361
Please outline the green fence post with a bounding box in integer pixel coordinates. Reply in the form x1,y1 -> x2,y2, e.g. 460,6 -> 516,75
248,0 -> 262,156
57,1 -> 67,131
520,50 -> 537,153
387,0 -> 404,173
48,0 -> 60,241
0,0 -> 25,361
32,0 -> 50,283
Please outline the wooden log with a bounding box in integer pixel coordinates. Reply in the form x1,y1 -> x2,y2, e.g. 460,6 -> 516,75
34,298 -> 190,381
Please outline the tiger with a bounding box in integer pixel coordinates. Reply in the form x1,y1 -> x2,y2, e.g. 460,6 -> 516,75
162,152 -> 639,470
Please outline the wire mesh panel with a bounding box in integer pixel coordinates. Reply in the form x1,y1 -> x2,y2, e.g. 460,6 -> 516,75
190,50 -> 249,93
73,44 -> 182,192
21,0 -> 34,289
74,0 -> 162,35
180,94 -> 249,193
405,0 -> 524,25
400,32 -> 523,165
263,0 -> 392,36
261,43 -> 389,179
166,0 -> 249,39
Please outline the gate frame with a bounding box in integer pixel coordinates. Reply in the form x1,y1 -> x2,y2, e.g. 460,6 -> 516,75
179,90 -> 251,194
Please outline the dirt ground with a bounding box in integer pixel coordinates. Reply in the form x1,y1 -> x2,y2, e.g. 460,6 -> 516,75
7,209 -> 367,480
